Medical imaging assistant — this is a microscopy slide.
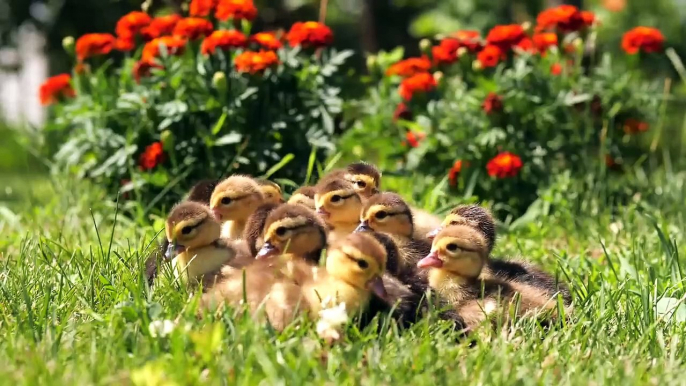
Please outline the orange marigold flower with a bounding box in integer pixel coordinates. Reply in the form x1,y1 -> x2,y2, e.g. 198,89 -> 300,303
201,30 -> 247,55
75,33 -> 116,61
173,18 -> 213,40
215,0 -> 258,22
115,37 -> 136,52
486,24 -> 526,50
515,37 -> 536,53
432,39 -> 461,65
115,11 -> 151,40
448,160 -> 464,186
393,103 -> 413,122
189,0 -> 217,17
286,21 -> 333,48
487,152 -> 522,178
39,74 -> 75,105
477,45 -> 505,68
550,63 -> 563,75
536,5 -> 590,33
403,131 -> 426,148
580,11 -> 595,27
142,36 -> 187,62
623,119 -> 649,134
251,32 -> 283,50
451,30 -> 482,52
603,0 -> 626,12
387,56 -> 432,77
398,72 -> 437,101
234,50 -> 280,74
482,92 -> 503,115
139,142 -> 165,171
533,33 -> 558,53
141,14 -> 182,40
133,60 -> 162,83
621,27 -> 665,54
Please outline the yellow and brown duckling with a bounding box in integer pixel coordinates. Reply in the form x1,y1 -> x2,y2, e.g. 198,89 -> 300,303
287,185 -> 316,211
209,175 -> 265,240
314,177 -> 364,243
256,179 -> 285,205
241,202 -> 282,256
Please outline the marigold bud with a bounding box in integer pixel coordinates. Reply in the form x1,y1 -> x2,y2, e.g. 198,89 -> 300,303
456,47 -> 468,57
212,71 -> 227,92
521,21 -> 532,32
433,71 -> 443,83
573,38 -> 584,50
160,130 -> 173,150
62,36 -> 75,53
419,38 -> 432,53
366,54 -> 377,71
472,60 -> 483,71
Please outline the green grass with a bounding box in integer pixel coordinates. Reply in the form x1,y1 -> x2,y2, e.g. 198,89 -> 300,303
1,173 -> 686,385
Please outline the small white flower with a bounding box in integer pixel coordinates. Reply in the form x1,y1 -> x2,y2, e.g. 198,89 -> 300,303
148,319 -> 175,338
609,221 -> 623,235
316,302 -> 348,342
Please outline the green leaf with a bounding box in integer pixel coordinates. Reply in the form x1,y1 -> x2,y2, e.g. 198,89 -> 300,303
214,132 -> 243,146
211,111 -> 228,135
262,154 -> 294,179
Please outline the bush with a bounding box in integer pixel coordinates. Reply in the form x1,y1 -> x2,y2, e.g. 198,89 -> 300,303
40,1 -> 351,211
341,5 -> 669,217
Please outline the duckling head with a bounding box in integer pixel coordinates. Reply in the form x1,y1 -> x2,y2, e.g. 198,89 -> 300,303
287,185 -> 316,211
209,175 -> 265,223
314,178 -> 363,227
355,192 -> 413,238
255,204 -> 327,262
165,201 -> 221,258
417,225 -> 488,279
326,233 -> 388,300
427,205 -> 496,252
186,179 -> 220,205
256,179 -> 285,205
323,162 -> 381,198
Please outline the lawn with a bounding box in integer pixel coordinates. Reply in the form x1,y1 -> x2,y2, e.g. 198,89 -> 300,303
1,171 -> 685,385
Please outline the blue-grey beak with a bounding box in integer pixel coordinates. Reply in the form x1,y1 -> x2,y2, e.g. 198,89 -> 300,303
354,221 -> 372,233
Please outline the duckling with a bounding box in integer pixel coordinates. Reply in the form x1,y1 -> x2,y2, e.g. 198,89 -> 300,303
314,177 -> 364,243
256,179 -> 285,205
209,175 -> 265,240
186,179 -> 220,204
242,202 -> 282,256
287,186 -> 316,211
202,232 -> 389,332
254,203 -> 328,265
417,225 -> 564,331
355,192 -> 431,270
428,204 -> 572,306
164,201 -> 250,287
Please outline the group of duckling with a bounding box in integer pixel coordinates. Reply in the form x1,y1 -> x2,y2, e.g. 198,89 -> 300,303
147,162 -> 572,337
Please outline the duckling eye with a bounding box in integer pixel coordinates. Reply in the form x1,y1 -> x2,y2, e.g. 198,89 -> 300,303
357,260 -> 369,269
275,227 -> 287,237
221,197 -> 232,205
446,243 -> 459,252
356,181 -> 367,188
330,195 -> 342,203
375,211 -> 388,220
181,226 -> 193,235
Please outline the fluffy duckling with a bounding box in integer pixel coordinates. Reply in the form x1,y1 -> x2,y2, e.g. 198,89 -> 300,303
428,204 -> 572,306
314,177 -> 364,244
254,203 -> 328,265
164,201 -> 250,287
355,192 -> 431,269
287,186 -> 316,211
242,202 -> 282,256
209,175 -> 265,240
418,225 -> 565,330
203,232 -> 389,332
257,179 -> 285,205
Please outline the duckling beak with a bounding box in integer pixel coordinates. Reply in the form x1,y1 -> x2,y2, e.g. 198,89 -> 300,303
426,227 -> 442,240
256,241 -> 279,259
316,207 -> 330,218
211,208 -> 223,221
367,275 -> 388,300
164,242 -> 185,260
417,251 -> 443,269
354,221 -> 372,233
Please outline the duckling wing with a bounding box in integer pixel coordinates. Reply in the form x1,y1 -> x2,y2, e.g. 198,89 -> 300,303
485,257 -> 572,306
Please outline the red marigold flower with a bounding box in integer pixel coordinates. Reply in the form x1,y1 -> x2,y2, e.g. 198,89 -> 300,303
215,0 -> 258,22
398,72 -> 437,101
623,119 -> 649,134
234,50 -> 279,73
515,37 -> 536,53
139,142 -> 165,171
486,152 -> 522,178
486,24 -> 526,50
75,33 -> 116,61
115,37 -> 136,52
133,60 -> 163,83
141,14 -> 181,40
482,92 -> 504,115
533,33 -> 558,53
580,11 -> 595,27
142,36 -> 187,62
387,56 -> 432,77
477,45 -> 506,68
621,27 -> 665,54
403,131 -> 426,148
39,74 -> 75,105
550,63 -> 563,75
190,0 -> 217,17
201,30 -> 247,55
251,32 -> 283,50
115,11 -> 151,40
286,21 -> 333,48
432,39 -> 461,65
448,160 -> 464,186
173,18 -> 213,40
393,103 -> 413,122
536,5 -> 589,33
451,30 -> 483,52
